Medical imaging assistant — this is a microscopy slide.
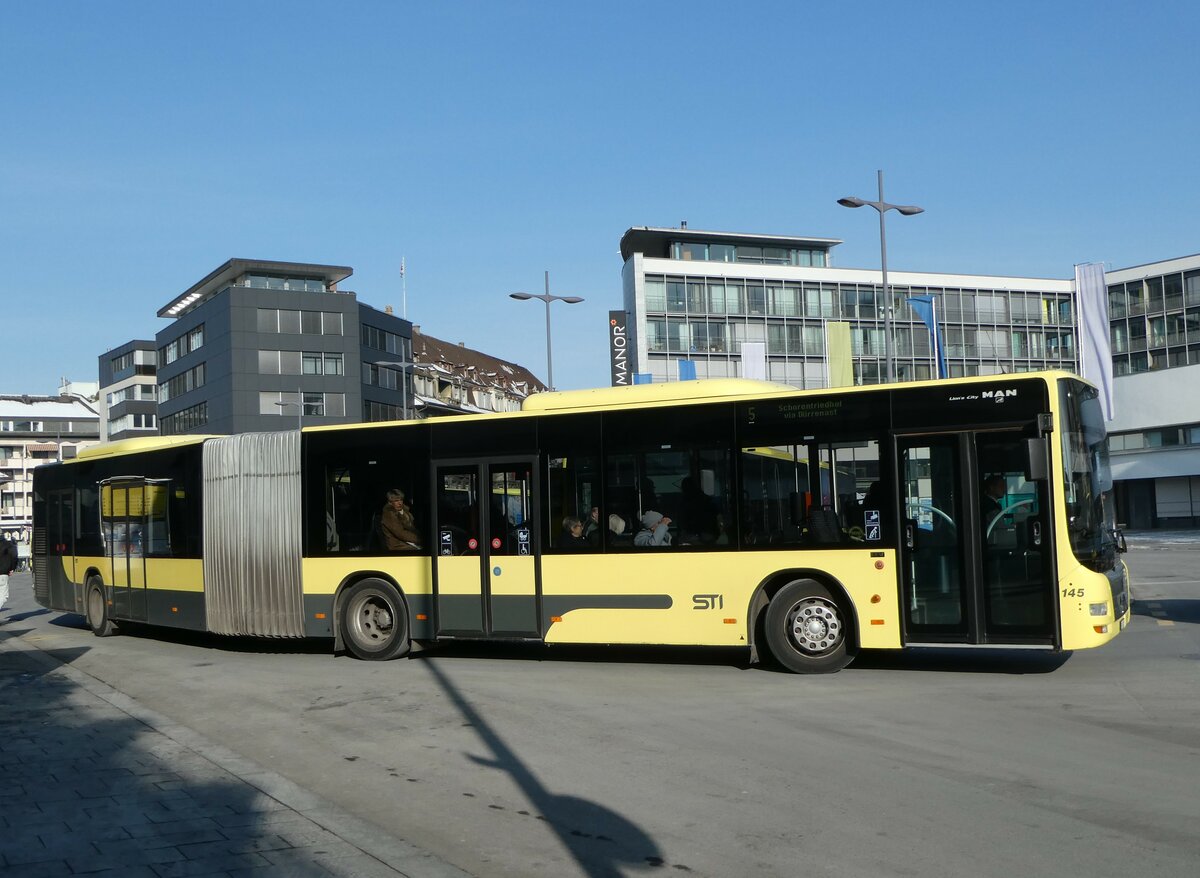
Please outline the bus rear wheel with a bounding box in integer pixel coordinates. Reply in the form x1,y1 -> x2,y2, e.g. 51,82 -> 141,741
85,577 -> 117,638
764,579 -> 852,674
339,579 -> 410,661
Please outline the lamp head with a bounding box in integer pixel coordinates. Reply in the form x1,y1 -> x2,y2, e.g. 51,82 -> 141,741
509,292 -> 534,301
896,205 -> 925,216
561,296 -> 585,304
837,196 -> 867,208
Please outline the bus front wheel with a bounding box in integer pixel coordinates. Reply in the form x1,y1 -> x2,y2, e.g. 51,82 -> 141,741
339,579 -> 411,661
85,577 -> 117,638
764,579 -> 852,674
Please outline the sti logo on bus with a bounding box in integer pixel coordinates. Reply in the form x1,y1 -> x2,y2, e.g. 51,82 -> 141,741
693,594 -> 724,610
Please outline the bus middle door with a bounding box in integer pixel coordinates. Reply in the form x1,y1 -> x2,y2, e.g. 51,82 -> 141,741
433,459 -> 541,639
102,480 -> 148,623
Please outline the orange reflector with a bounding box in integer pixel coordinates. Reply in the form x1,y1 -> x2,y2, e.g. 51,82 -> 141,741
870,619 -> 885,626
723,618 -> 737,624
870,594 -> 881,604
314,613 -> 326,620
1094,625 -> 1108,634
416,613 -> 428,621
550,615 -> 563,623
874,560 -> 885,570
171,607 -> 178,613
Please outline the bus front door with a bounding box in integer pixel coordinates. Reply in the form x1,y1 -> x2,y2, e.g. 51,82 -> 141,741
102,480 -> 148,623
433,459 -> 541,639
899,431 -> 1055,646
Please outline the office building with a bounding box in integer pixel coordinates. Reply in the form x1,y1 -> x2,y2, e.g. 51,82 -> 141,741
155,259 -> 413,435
0,392 -> 100,538
98,340 -> 158,441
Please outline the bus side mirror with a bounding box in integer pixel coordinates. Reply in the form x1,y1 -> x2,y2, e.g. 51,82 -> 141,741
1025,438 -> 1048,482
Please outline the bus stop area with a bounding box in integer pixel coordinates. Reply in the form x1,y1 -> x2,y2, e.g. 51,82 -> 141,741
0,571 -> 468,878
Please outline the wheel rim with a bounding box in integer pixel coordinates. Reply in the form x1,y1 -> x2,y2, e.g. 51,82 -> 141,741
88,588 -> 104,627
348,591 -> 396,650
785,597 -> 843,655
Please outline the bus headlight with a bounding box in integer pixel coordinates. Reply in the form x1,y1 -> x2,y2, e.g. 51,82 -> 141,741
1089,602 -> 1109,617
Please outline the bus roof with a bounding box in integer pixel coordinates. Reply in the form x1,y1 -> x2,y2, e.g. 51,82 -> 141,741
522,379 -> 793,412
73,435 -> 214,461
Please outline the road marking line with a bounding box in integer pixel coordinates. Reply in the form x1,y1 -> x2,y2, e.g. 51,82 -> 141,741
1134,580 -> 1200,586
1155,619 -> 1175,627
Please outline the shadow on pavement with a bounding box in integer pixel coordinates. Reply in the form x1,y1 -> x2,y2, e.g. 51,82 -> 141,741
422,658 -> 671,877
1133,598 -> 1200,625
848,647 -> 1071,674
414,638 -> 750,671
0,635 -> 344,877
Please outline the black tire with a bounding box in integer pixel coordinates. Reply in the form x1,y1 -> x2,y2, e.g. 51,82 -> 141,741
763,579 -> 853,674
339,579 -> 410,661
85,577 -> 118,637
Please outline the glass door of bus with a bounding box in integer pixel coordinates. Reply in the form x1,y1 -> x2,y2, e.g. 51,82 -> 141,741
46,489 -> 76,611
432,458 -> 541,638
898,430 -> 1055,645
101,479 -> 148,623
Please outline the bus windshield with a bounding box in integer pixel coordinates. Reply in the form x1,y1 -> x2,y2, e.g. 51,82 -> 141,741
1059,379 -> 1117,571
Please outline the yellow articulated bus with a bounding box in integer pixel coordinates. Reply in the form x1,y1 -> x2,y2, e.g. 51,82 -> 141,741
32,371 -> 1129,673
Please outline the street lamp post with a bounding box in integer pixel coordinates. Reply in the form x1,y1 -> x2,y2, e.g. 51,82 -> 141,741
372,360 -> 417,419
509,271 -> 584,391
838,170 -> 925,384
274,397 -> 303,430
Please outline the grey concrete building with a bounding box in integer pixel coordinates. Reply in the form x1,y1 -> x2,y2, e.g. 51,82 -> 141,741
155,259 -> 412,435
97,340 -> 158,441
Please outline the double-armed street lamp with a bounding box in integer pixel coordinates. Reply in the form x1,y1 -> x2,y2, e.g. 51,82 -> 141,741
274,397 -> 303,430
838,170 -> 925,384
371,360 -> 418,419
509,271 -> 584,392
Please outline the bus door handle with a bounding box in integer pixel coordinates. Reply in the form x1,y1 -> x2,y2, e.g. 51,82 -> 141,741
1031,521 -> 1042,547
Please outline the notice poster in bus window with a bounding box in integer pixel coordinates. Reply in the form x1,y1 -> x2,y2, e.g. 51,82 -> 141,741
516,527 -> 531,555
440,529 -> 453,555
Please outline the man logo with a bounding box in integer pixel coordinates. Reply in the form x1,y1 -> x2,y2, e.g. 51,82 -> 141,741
981,389 -> 1018,403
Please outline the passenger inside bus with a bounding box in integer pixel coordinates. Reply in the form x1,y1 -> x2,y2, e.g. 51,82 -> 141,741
558,516 -> 589,550
634,510 -> 673,546
380,489 -> 422,550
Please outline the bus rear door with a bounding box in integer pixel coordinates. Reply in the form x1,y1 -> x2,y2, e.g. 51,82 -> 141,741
432,458 -> 541,639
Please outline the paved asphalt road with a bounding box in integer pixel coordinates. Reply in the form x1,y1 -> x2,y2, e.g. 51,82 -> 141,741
2,536 -> 1198,878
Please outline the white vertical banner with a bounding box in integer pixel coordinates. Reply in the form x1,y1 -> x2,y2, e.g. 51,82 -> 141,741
741,342 -> 767,380
1075,262 -> 1114,420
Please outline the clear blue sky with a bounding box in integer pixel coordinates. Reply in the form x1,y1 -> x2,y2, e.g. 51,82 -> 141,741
3,1 -> 1198,394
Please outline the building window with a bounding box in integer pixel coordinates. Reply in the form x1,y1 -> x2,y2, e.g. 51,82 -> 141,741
160,402 -> 207,435
260,391 -> 346,419
158,323 -> 205,365
159,363 -> 206,403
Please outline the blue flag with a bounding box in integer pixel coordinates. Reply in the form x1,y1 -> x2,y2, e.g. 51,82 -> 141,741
906,296 -> 948,379
677,359 -> 697,381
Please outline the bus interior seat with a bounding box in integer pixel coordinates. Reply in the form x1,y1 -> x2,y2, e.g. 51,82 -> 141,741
806,508 -> 844,545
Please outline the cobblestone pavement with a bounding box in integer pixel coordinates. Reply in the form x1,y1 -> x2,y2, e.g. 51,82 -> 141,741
0,573 -> 471,878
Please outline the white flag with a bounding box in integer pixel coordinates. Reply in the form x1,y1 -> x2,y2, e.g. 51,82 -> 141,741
741,342 -> 767,380
1075,262 -> 1114,420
